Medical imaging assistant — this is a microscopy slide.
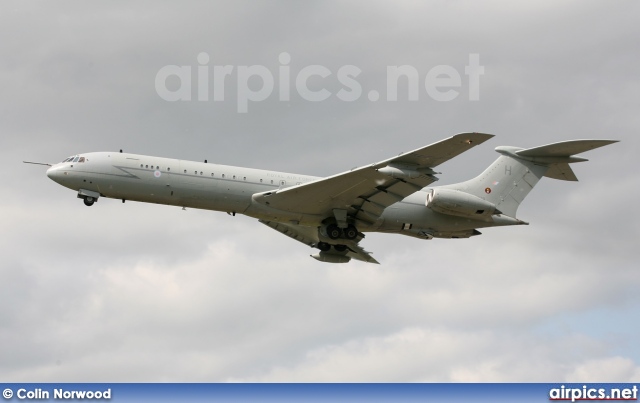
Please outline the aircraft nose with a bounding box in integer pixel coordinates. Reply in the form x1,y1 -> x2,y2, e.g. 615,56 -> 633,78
46,165 -> 63,183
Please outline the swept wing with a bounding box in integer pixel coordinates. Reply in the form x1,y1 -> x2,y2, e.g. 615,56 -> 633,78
254,132 -> 494,227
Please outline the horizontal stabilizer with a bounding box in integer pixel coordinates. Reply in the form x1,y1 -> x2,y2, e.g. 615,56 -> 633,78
514,139 -> 618,181
544,163 -> 578,181
516,139 -> 618,158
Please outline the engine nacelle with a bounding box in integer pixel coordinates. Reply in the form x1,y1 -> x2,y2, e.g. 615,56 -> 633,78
426,188 -> 499,218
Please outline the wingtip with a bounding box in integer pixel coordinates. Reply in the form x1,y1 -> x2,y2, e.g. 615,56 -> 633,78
366,255 -> 381,264
453,132 -> 495,144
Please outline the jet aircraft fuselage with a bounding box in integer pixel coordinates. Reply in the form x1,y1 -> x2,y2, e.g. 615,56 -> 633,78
46,151 -> 507,237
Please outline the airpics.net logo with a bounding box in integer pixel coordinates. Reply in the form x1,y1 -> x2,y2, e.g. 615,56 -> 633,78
155,53 -> 484,113
549,385 -> 638,402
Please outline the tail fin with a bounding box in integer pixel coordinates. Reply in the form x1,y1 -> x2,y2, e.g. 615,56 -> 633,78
443,139 -> 618,217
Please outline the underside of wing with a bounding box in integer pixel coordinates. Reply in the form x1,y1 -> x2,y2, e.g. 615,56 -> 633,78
259,220 -> 379,264
253,132 -> 494,226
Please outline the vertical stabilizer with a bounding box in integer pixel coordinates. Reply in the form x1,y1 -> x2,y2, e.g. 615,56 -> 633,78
442,154 -> 547,217
440,139 -> 617,217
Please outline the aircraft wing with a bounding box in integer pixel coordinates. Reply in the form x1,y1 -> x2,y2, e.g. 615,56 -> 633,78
254,133 -> 494,226
259,220 -> 379,264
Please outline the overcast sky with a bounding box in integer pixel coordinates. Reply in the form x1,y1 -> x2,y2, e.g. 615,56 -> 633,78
1,1 -> 639,382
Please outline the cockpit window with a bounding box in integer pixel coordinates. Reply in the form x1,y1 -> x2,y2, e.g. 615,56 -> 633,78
78,157 -> 85,163
72,156 -> 79,162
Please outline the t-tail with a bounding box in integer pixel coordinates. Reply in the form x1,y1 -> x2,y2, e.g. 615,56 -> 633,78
435,139 -> 618,218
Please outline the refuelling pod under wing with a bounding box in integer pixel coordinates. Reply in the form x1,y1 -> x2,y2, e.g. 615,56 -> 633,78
426,188 -> 500,218
311,252 -> 351,264
377,164 -> 439,180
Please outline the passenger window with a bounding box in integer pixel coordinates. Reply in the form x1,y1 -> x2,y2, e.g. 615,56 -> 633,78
222,174 -> 225,178
156,166 -> 159,169
194,171 -> 197,174
260,179 -> 263,183
211,173 -> 214,177
146,165 -> 149,168
243,177 -> 246,181
183,169 -> 187,173
168,167 -> 171,171
200,171 -> 203,175
233,175 -> 236,179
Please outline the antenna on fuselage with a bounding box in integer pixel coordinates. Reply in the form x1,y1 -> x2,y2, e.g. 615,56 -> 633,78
120,149 -> 122,153
205,159 -> 207,163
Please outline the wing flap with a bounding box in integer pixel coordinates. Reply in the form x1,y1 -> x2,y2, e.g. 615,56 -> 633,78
385,180 -> 424,195
366,187 -> 405,206
357,198 -> 386,216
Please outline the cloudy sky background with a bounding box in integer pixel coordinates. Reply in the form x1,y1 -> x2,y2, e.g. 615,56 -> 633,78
1,1 -> 639,382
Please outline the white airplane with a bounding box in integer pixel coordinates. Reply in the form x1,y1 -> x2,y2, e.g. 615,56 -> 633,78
28,133 -> 617,264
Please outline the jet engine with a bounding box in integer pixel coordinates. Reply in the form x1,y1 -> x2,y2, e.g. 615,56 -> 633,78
426,188 -> 500,218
